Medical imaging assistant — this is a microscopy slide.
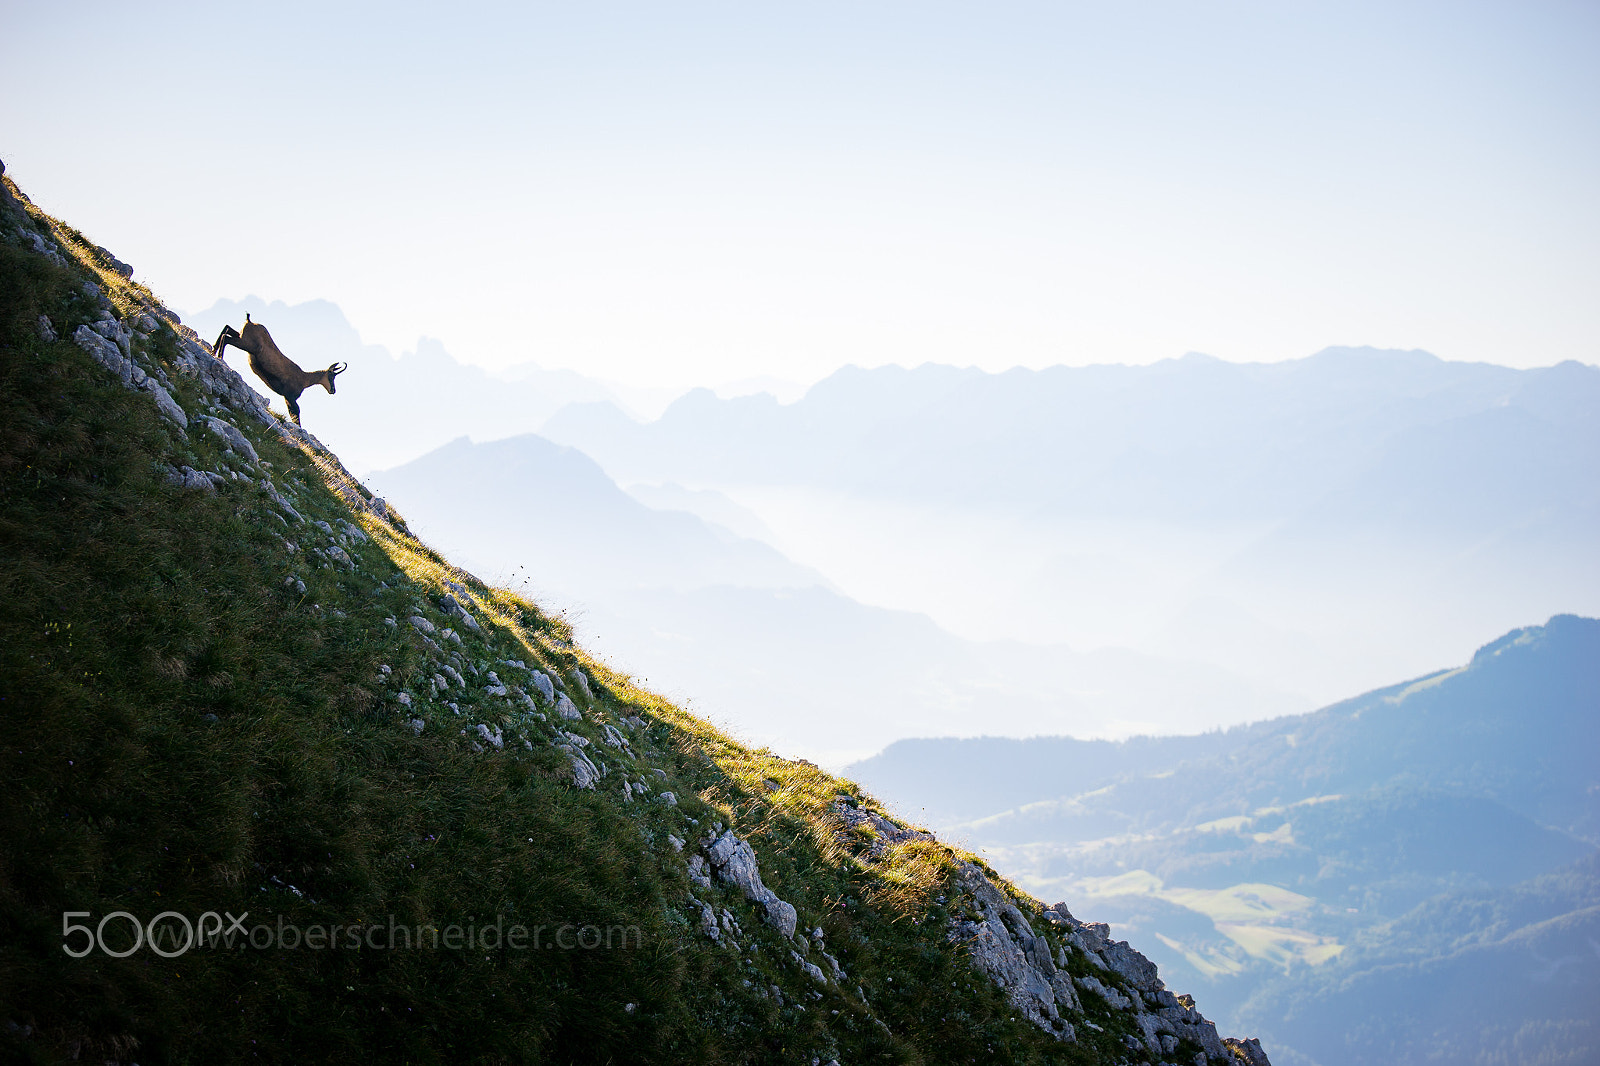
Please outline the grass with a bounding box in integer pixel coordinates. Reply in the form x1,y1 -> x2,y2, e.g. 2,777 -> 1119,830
0,176 -> 1156,1065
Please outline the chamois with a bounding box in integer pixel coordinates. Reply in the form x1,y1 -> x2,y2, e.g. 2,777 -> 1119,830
212,314 -> 346,425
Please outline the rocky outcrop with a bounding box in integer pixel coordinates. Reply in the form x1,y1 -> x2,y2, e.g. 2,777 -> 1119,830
73,323 -> 187,431
819,803 -> 1272,1064
703,828 -> 799,938
949,861 -> 1081,1041
557,732 -> 600,789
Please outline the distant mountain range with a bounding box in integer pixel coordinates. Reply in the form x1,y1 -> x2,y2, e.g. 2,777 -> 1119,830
367,433 -> 1297,765
538,350 -> 1600,720
847,614 -> 1600,1066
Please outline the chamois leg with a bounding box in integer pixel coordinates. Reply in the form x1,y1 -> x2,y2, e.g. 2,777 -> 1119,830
212,324 -> 242,359
285,395 -> 302,425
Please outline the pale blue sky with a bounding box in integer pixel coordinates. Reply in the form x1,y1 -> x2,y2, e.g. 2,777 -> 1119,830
3,1 -> 1596,386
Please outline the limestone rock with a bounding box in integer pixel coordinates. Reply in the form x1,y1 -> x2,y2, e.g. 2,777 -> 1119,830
764,898 -> 798,938
703,829 -> 800,937
831,800 -> 935,860
690,898 -> 720,941
408,615 -> 436,635
528,670 -> 555,703
556,694 -> 581,720
37,315 -> 55,342
947,861 -> 1077,1042
94,244 -> 134,277
437,592 -> 482,633
1100,936 -> 1163,991
706,830 -> 770,903
73,324 -> 186,432
560,743 -> 599,789
1076,974 -> 1133,1011
204,416 -> 259,462
164,464 -> 218,494
1224,1037 -> 1273,1066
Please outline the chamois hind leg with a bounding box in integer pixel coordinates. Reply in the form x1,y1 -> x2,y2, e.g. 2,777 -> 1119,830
212,324 -> 242,359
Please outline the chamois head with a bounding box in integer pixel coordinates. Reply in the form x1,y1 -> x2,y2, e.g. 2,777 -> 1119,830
318,361 -> 349,395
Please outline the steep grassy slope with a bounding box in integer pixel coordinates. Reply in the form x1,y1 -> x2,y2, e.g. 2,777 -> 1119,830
0,170 -> 1270,1065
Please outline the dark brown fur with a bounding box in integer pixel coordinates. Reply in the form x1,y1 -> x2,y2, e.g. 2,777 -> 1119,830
212,314 -> 346,425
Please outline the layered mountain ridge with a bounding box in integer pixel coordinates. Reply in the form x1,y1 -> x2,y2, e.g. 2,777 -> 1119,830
848,616 -> 1600,1065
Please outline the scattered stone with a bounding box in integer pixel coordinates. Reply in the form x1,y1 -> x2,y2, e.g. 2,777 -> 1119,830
37,315 -> 55,342
164,464 -> 216,493
437,592 -> 483,633
475,723 -> 503,749
831,800 -> 936,860
660,792 -> 677,806
528,671 -> 556,702
556,694 -> 581,720
74,325 -> 188,431
690,898 -> 720,941
1224,1037 -> 1273,1066
667,835 -> 685,852
558,737 -> 601,789
409,615 -> 436,635
687,854 -> 712,888
796,956 -> 827,985
703,829 -> 798,936
764,899 -> 798,938
409,718 -> 425,735
204,416 -> 259,462
94,244 -> 133,277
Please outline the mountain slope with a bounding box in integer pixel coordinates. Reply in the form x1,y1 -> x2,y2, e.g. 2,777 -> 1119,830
0,165 -> 1273,1064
